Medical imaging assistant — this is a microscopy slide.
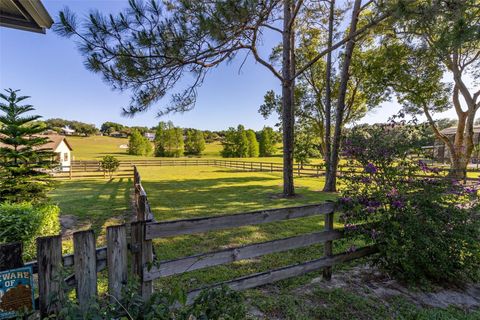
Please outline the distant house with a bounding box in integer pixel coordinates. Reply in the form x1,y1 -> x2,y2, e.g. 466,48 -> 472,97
44,135 -> 73,171
434,126 -> 480,163
0,135 -> 73,171
144,132 -> 155,141
61,126 -> 75,135
110,131 -> 127,138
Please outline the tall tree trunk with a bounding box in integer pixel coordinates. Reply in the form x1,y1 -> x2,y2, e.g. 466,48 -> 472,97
282,0 -> 295,196
325,0 -> 362,192
323,0 -> 335,192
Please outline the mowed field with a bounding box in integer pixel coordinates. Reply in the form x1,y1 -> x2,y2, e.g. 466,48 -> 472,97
50,165 -> 341,294
49,137 -> 480,318
67,135 -> 326,164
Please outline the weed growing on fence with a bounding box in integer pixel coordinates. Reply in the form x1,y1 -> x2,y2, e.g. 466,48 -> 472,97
48,279 -> 246,320
340,124 -> 480,285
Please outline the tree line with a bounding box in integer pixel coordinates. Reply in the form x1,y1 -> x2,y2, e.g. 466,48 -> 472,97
128,121 -> 279,159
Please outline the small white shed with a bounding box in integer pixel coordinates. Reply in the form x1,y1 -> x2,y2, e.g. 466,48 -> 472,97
42,135 -> 73,171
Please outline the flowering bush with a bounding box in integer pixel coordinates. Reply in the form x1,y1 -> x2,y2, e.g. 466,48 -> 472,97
340,124 -> 480,284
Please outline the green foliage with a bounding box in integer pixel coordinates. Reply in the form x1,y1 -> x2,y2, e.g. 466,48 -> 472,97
52,280 -> 246,320
246,129 -> 259,157
340,124 -> 480,284
293,126 -> 320,167
45,118 -> 98,136
189,285 -> 246,320
259,127 -> 276,157
0,202 -> 60,260
155,122 -> 184,157
100,121 -> 125,135
128,129 -> 152,156
221,125 -> 250,158
0,89 -> 55,203
99,155 -> 120,179
184,129 -> 206,156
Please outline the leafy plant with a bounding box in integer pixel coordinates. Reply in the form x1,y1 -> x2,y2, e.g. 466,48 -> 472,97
340,123 -> 480,285
0,202 -> 60,260
99,155 -> 120,179
50,280 -> 246,320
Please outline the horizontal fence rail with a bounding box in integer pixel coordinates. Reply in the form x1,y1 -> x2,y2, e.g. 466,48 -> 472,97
70,159 -> 477,182
145,229 -> 344,280
145,202 -> 335,239
183,245 -> 378,304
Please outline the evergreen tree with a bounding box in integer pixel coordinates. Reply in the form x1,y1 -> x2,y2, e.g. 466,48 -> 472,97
0,89 -> 55,203
246,130 -> 259,157
128,129 -> 151,156
235,125 -> 249,158
259,127 -> 276,157
184,129 -> 206,155
221,127 -> 237,158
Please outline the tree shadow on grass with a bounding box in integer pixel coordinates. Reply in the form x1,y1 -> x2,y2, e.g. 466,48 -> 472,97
50,177 -> 132,237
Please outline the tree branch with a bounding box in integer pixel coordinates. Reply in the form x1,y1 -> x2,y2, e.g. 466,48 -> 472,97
294,11 -> 389,80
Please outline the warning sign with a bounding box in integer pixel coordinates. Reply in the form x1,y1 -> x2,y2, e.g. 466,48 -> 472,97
0,266 -> 34,319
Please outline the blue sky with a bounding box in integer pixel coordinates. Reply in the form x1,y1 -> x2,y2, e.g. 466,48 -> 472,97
0,0 -> 456,131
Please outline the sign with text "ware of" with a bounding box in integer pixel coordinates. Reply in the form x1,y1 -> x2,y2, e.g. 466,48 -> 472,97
0,266 -> 34,319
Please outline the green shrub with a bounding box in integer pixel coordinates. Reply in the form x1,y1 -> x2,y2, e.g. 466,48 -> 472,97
0,202 -> 60,260
99,155 -> 120,179
53,281 -> 246,320
340,124 -> 480,285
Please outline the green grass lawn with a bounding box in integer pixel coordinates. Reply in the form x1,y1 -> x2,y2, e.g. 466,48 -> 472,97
67,135 -> 323,164
50,165 -> 479,319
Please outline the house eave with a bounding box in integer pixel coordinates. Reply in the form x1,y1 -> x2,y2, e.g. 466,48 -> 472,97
0,0 -> 53,34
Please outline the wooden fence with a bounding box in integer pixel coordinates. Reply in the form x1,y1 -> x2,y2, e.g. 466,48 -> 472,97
51,162 -> 134,180
1,166 -> 379,318
71,158 -> 475,183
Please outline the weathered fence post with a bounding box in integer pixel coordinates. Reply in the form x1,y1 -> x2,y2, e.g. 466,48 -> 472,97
138,192 -> 148,221
323,208 -> 334,280
0,242 -> 23,271
69,166 -> 72,180
73,230 -> 97,311
107,225 -> 128,302
131,221 -> 153,300
37,235 -> 63,318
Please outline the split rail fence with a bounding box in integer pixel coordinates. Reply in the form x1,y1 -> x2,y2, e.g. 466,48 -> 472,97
0,166 -> 378,318
70,159 -> 475,182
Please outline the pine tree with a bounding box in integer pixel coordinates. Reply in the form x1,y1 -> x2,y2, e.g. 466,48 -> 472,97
185,129 -> 206,155
259,127 -> 276,157
246,130 -> 259,157
235,125 -> 249,158
0,89 -> 55,203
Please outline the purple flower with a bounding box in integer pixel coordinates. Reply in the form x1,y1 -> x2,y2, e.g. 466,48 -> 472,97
364,163 -> 378,174
387,188 -> 398,198
391,199 -> 405,209
418,160 -> 429,172
347,245 -> 357,253
366,207 -> 376,213
339,196 -> 353,204
360,176 -> 372,184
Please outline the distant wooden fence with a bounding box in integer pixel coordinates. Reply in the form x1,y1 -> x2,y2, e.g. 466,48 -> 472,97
51,161 -> 134,180
70,159 -> 475,182
0,166 -> 378,318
